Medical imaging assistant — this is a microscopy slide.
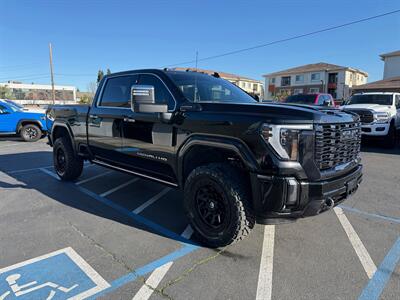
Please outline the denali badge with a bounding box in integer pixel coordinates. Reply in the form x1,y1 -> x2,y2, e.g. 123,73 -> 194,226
341,129 -> 358,140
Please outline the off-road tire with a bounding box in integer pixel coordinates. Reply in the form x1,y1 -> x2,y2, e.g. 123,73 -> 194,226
53,137 -> 83,181
384,123 -> 396,148
20,124 -> 42,142
184,163 -> 255,248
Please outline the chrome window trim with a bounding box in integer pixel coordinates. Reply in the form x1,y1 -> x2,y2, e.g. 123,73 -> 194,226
96,72 -> 177,112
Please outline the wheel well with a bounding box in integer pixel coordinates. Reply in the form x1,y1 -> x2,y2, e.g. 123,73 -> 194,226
53,126 -> 72,144
182,145 -> 249,185
18,121 -> 41,132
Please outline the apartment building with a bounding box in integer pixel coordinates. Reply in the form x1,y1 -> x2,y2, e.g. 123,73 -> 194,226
263,62 -> 368,100
174,67 -> 264,99
381,50 -> 400,79
353,50 -> 400,93
0,81 -> 77,104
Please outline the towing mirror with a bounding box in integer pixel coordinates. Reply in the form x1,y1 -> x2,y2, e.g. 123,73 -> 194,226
130,85 -> 168,113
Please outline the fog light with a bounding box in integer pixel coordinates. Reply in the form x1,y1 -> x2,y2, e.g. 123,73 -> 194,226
286,178 -> 299,206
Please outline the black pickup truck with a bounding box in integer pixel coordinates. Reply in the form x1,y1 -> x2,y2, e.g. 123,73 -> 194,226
46,69 -> 363,247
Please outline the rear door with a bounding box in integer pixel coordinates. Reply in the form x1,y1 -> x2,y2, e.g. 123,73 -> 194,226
121,73 -> 177,184
87,74 -> 138,164
0,104 -> 16,133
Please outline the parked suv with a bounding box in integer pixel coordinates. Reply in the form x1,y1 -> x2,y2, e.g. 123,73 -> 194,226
342,92 -> 400,147
284,93 -> 336,107
46,69 -> 363,247
0,99 -> 47,142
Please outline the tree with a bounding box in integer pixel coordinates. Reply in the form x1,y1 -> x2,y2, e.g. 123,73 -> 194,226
0,85 -> 14,99
97,70 -> 104,83
106,68 -> 111,75
78,94 -> 93,104
87,82 -> 97,96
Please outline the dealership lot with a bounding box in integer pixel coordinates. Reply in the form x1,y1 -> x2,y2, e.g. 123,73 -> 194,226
0,138 -> 399,300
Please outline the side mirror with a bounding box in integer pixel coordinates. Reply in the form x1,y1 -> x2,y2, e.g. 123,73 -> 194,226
131,85 -> 168,113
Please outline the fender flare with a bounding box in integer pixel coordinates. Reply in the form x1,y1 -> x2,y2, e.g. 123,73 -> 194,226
50,122 -> 76,153
16,119 -> 44,132
177,134 -> 260,186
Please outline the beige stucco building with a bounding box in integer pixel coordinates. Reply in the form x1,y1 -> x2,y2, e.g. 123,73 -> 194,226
263,62 -> 368,101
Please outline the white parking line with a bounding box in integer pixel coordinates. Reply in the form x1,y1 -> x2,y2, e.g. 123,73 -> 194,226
256,225 -> 275,300
76,170 -> 113,185
132,187 -> 171,214
7,162 -> 92,175
334,207 -> 377,279
7,165 -> 54,174
132,225 -> 193,300
100,178 -> 140,197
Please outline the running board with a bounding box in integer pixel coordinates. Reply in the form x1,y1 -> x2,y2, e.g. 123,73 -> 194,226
92,159 -> 178,188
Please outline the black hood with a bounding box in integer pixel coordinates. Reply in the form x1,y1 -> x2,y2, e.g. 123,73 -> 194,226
197,102 -> 359,124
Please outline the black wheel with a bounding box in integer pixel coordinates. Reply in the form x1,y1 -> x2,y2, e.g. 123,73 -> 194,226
184,163 -> 255,248
53,137 -> 83,181
20,124 -> 42,142
384,123 -> 396,148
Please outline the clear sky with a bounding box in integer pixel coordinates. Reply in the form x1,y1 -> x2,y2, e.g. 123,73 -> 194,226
1,0 -> 399,91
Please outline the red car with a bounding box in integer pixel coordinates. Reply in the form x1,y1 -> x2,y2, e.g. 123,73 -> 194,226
284,93 -> 336,107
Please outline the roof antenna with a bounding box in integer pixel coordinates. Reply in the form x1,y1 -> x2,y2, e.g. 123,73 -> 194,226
194,51 -> 198,102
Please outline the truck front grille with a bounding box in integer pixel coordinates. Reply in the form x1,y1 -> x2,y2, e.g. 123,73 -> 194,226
344,109 -> 374,124
315,122 -> 361,170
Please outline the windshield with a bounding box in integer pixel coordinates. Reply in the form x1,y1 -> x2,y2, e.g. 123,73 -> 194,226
285,94 -> 316,104
347,94 -> 393,106
167,71 -> 257,103
5,100 -> 23,111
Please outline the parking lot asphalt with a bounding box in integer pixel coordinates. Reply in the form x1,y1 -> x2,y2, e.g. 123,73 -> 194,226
0,137 -> 399,300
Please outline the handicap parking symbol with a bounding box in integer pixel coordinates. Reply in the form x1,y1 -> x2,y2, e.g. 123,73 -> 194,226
0,247 -> 110,300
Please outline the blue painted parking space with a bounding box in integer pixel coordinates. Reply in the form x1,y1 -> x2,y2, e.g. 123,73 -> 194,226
0,247 -> 110,300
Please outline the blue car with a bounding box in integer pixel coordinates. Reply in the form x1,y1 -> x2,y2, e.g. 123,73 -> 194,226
0,99 -> 48,142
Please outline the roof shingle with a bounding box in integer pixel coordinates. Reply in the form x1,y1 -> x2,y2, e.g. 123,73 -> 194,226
263,62 -> 368,77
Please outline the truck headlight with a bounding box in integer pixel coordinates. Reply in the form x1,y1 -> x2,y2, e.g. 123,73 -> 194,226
261,124 -> 313,161
373,112 -> 390,124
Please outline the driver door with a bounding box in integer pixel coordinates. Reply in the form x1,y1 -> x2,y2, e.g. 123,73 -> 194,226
0,104 -> 16,133
121,73 -> 177,183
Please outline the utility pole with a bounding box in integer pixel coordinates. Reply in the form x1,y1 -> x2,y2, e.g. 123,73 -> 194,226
49,43 -> 55,104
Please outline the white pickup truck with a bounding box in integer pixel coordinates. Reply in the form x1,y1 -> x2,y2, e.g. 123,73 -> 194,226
341,92 -> 400,147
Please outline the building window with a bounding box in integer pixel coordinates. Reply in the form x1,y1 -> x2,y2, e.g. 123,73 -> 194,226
270,77 -> 275,84
309,87 -> 320,93
295,75 -> 304,83
281,76 -> 291,86
241,82 -> 245,88
253,83 -> 258,91
311,73 -> 320,81
293,88 -> 303,95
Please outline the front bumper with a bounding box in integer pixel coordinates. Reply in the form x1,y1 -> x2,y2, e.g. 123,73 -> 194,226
251,165 -> 363,224
361,123 -> 390,136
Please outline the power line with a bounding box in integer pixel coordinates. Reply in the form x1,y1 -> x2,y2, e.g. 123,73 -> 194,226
0,73 -> 49,81
0,63 -> 43,70
164,9 -> 400,67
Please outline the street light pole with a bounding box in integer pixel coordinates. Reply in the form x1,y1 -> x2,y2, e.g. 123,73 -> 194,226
49,43 -> 55,105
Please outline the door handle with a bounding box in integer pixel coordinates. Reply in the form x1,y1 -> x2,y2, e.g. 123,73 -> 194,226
123,117 -> 136,123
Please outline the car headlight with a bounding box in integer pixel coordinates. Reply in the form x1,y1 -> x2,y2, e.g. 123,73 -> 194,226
261,124 -> 313,161
373,112 -> 390,123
